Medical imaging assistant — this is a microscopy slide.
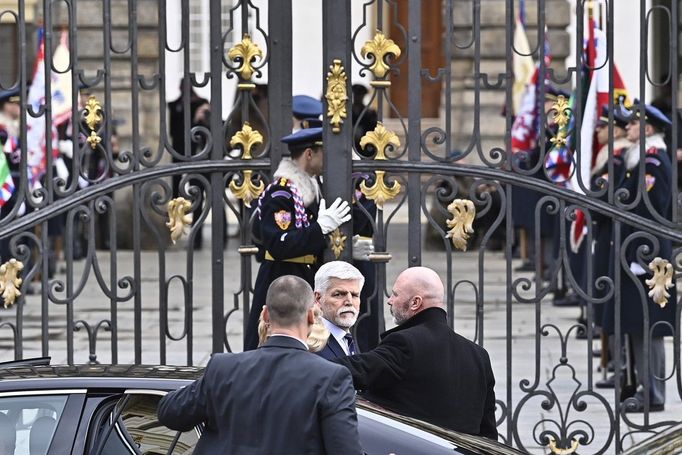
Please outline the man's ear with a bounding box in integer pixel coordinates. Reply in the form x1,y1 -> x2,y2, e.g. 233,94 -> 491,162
307,307 -> 316,325
304,147 -> 313,161
262,305 -> 270,323
314,291 -> 322,305
410,296 -> 423,311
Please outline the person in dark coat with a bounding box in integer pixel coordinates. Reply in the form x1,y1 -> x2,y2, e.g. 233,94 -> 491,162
158,275 -> 362,454
313,261 -> 365,360
602,103 -> 677,412
334,267 -> 498,440
590,106 -> 633,389
243,120 -> 352,350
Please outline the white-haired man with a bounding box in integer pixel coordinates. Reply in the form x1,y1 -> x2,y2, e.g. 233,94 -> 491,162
314,261 -> 365,360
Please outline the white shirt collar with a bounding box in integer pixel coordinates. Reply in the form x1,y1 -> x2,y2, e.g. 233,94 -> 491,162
322,317 -> 350,355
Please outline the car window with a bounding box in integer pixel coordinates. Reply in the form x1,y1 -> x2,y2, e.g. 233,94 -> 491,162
93,393 -> 198,455
0,394 -> 68,455
357,408 -> 483,455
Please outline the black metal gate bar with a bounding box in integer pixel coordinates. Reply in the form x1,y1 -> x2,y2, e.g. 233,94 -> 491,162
209,0 -> 225,355
407,0 -> 422,270
322,0 -> 352,262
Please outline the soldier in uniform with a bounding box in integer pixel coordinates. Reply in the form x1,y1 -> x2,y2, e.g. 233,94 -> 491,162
602,103 -> 677,412
590,106 -> 633,389
244,120 -> 351,351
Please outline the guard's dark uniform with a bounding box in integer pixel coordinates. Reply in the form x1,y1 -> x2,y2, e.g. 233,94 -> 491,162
243,174 -> 327,350
351,181 -> 378,351
601,104 -> 676,410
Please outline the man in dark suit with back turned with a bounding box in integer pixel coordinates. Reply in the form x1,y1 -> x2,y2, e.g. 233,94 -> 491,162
334,266 -> 498,440
158,275 -> 362,454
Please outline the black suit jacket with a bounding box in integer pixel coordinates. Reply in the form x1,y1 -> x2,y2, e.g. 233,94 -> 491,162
158,336 -> 362,454
316,334 -> 347,360
335,307 -> 498,440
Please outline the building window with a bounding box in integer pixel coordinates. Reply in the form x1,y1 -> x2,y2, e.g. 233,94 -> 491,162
189,0 -> 237,73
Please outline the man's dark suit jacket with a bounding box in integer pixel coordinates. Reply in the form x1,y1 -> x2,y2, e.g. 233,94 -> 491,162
334,307 -> 498,440
158,336 -> 362,454
316,333 -> 346,360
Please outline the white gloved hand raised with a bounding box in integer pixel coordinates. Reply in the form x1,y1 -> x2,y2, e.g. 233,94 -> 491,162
58,140 -> 74,159
352,235 -> 374,261
629,262 -> 647,276
317,197 -> 351,234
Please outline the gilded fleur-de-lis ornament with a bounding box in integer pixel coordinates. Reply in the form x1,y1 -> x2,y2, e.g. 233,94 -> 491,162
445,199 -> 476,251
228,33 -> 263,81
84,96 -> 103,149
549,95 -> 570,148
329,228 -> 347,259
0,258 -> 23,308
646,257 -> 674,308
548,436 -> 579,455
325,59 -> 348,133
361,30 -> 402,79
228,122 -> 265,207
358,123 -> 401,209
166,197 -> 192,244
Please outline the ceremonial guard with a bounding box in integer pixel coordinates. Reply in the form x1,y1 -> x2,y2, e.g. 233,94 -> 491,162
602,103 -> 677,412
244,120 -> 351,350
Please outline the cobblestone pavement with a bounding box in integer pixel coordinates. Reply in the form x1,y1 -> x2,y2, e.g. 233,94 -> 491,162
0,222 -> 678,454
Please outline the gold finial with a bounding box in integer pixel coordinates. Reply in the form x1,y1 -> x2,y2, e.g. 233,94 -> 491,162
85,96 -> 103,131
646,257 -> 674,308
445,199 -> 476,251
552,95 -> 570,127
166,197 -> 192,244
548,436 -> 580,455
229,170 -> 265,208
227,33 -> 264,81
229,122 -> 264,160
361,30 -> 402,79
359,122 -> 400,160
329,228 -> 347,259
87,131 -> 102,150
0,259 -> 23,308
359,170 -> 401,211
325,59 -> 348,134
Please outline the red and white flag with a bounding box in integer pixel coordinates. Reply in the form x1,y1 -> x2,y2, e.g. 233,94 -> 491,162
26,28 -> 60,190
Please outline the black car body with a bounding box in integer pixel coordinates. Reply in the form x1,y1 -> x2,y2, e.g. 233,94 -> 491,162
0,360 -> 522,455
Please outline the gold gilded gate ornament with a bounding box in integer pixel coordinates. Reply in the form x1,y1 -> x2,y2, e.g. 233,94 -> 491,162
361,30 -> 402,79
329,228 -> 347,259
228,122 -> 265,207
548,436 -> 579,455
84,96 -> 103,150
646,257 -> 674,308
445,199 -> 475,251
0,258 -> 23,308
325,59 -> 347,133
166,197 -> 192,244
359,123 -> 401,210
228,33 -> 263,81
549,95 -> 570,149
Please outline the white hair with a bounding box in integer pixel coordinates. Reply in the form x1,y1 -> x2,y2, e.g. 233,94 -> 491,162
314,261 -> 365,295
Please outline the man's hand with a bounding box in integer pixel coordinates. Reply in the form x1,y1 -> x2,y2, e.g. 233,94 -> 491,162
352,235 -> 374,261
317,198 -> 351,234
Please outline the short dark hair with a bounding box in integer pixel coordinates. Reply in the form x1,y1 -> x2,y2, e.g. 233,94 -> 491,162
266,275 -> 313,327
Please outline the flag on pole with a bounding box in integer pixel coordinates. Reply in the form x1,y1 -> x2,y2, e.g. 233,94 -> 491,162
512,11 -> 535,114
569,16 -> 630,252
26,28 -> 60,190
0,141 -> 15,208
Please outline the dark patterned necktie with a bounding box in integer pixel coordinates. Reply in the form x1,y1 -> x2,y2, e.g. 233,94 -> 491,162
344,333 -> 356,355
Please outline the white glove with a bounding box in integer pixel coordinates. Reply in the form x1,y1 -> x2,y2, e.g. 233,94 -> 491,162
58,140 -> 74,159
629,262 -> 647,276
317,197 -> 351,234
352,235 -> 374,261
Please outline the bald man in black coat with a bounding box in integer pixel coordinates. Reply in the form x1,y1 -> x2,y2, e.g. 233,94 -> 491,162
335,267 -> 498,440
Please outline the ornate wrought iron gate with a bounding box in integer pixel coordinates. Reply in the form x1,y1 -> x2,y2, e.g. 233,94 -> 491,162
0,0 -> 680,453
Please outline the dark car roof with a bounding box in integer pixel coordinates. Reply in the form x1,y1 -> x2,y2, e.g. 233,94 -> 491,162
0,363 -> 203,392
